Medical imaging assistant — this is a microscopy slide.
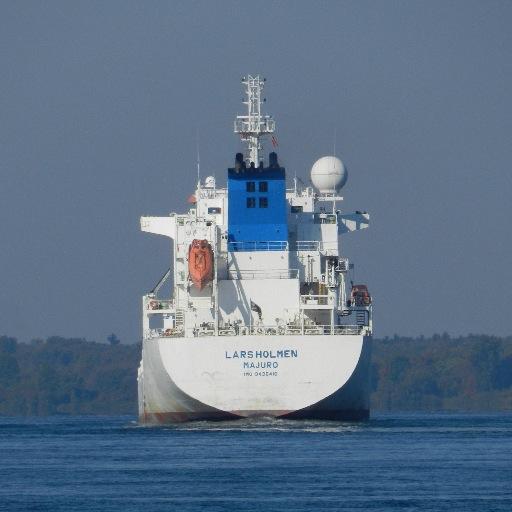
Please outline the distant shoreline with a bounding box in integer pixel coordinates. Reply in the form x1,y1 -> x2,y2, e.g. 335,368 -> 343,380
0,334 -> 511,416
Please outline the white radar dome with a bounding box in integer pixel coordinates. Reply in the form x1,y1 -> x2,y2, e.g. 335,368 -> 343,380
204,176 -> 216,188
310,156 -> 348,193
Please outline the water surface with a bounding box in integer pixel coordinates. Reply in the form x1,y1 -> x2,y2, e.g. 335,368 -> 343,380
1,413 -> 511,511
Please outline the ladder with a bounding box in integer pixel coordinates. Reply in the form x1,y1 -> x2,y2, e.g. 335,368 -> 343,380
175,308 -> 185,330
356,310 -> 367,326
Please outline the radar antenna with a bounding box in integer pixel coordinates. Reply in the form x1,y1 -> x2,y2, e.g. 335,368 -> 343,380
234,75 -> 275,165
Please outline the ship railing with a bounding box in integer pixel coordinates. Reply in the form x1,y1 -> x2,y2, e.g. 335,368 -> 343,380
218,325 -> 288,336
193,327 -> 216,336
198,188 -> 219,199
226,240 -> 342,253
300,294 -> 331,305
144,328 -> 183,340
218,324 -> 364,336
229,269 -> 299,280
292,240 -> 338,252
145,324 -> 365,339
145,298 -> 174,311
330,325 -> 364,335
293,241 -> 321,251
228,241 -> 288,252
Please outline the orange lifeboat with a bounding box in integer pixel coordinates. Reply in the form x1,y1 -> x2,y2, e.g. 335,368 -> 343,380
188,239 -> 213,290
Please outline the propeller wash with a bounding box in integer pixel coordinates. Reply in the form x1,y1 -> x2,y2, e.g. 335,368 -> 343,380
138,76 -> 372,423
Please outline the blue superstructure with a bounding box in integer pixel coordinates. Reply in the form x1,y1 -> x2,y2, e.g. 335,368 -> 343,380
227,152 -> 287,251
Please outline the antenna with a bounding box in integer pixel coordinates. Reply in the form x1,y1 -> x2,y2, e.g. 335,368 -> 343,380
196,129 -> 201,189
296,174 -> 307,189
234,75 -> 275,165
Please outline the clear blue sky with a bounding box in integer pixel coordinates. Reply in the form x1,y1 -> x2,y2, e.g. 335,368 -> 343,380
1,0 -> 511,343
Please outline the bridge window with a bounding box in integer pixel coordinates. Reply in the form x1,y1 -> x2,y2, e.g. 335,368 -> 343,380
208,207 -> 221,214
246,181 -> 255,192
291,205 -> 303,213
259,181 -> 268,192
246,197 -> 256,208
259,197 -> 268,208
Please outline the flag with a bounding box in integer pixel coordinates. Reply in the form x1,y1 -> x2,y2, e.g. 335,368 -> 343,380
250,300 -> 262,320
271,135 -> 278,148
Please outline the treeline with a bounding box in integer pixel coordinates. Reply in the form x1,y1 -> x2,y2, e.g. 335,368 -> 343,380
371,334 -> 512,411
0,336 -> 139,416
0,334 -> 511,416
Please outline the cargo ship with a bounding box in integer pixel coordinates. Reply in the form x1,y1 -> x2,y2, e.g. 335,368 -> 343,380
138,75 -> 372,423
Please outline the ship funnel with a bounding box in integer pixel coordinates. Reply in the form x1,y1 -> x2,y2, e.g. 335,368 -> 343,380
235,152 -> 244,171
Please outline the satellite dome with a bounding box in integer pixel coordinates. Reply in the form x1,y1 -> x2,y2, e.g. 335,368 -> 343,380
204,176 -> 216,188
310,156 -> 348,193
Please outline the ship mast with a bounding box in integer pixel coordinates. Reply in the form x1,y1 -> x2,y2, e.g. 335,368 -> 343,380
234,75 -> 275,165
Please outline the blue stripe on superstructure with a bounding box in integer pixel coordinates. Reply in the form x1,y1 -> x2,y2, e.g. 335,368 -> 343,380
227,162 -> 287,251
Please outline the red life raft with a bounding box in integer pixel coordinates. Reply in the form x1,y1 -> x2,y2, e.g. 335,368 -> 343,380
350,284 -> 371,307
188,239 -> 213,290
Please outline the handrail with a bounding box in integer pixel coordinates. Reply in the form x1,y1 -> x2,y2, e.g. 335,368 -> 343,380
228,240 -> 288,252
300,294 -> 331,305
292,240 -> 338,251
229,269 -> 298,280
146,298 -> 174,311
293,241 -> 322,251
144,324 -> 364,339
222,240 -> 345,252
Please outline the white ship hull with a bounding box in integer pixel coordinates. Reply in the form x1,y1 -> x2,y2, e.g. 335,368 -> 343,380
138,334 -> 371,423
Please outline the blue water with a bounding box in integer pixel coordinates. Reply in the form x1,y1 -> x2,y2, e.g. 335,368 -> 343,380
1,414 -> 511,511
